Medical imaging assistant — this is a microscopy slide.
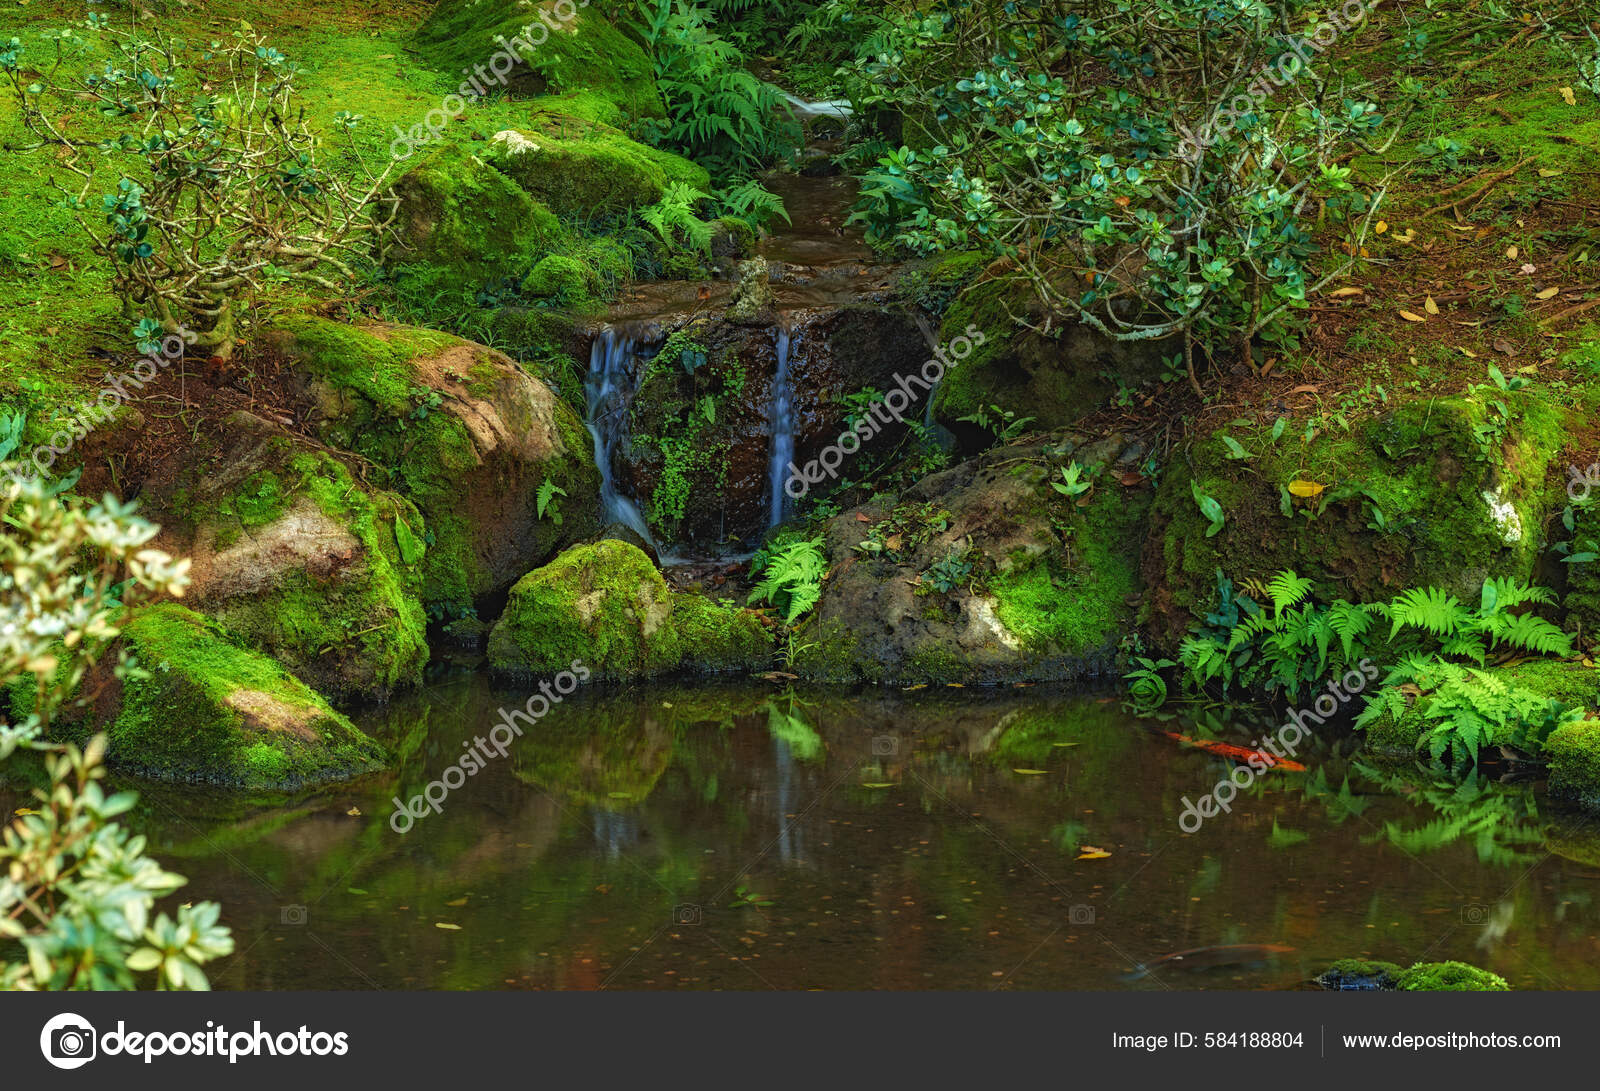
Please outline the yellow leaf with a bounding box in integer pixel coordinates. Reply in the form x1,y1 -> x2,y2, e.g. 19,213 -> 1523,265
1535,286 -> 1560,300
1559,87 -> 1576,106
1539,168 -> 1563,178
1424,295 -> 1439,315
1375,220 -> 1388,234
860,782 -> 895,789
1506,245 -> 1519,259
1077,848 -> 1112,860
1398,310 -> 1427,322
1287,480 -> 1326,498
445,897 -> 468,907
345,807 -> 361,817
435,922 -> 462,930
1458,347 -> 1477,358
1329,286 -> 1364,297
1012,768 -> 1049,775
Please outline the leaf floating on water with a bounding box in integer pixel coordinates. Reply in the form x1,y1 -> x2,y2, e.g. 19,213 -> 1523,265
435,922 -> 462,931
446,897 -> 468,907
346,807 -> 362,817
1050,742 -> 1080,748
1077,847 -> 1112,860
1012,768 -> 1049,775
860,782 -> 895,789
347,888 -> 369,896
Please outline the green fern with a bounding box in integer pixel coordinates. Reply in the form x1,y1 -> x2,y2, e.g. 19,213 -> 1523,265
536,479 -> 567,525
748,535 -> 827,624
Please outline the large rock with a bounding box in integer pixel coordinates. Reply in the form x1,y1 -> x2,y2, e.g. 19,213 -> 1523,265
153,414 -> 430,702
52,604 -> 386,790
265,316 -> 601,615
1141,388 -> 1571,646
488,540 -> 774,680
792,429 -> 1153,685
485,120 -> 708,219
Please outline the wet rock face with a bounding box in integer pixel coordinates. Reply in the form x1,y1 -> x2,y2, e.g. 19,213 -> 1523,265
608,304 -> 931,549
791,428 -> 1155,686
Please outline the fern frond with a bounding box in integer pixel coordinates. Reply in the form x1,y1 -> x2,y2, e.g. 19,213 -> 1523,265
1267,570 -> 1313,615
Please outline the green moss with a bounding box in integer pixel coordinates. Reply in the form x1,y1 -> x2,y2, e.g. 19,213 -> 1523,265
64,604 -> 386,790
389,142 -> 566,287
487,541 -> 774,680
1394,961 -> 1510,991
199,444 -> 431,700
1316,958 -> 1403,990
415,0 -> 664,120
1546,714 -> 1600,809
522,253 -> 596,302
1147,388 -> 1571,642
992,487 -> 1148,656
486,122 -> 708,219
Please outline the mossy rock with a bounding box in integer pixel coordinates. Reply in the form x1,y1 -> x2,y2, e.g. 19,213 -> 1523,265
487,540 -> 774,680
1395,960 -> 1510,991
522,253 -> 597,303
1142,387 -> 1571,644
1545,714 -> 1600,809
415,0 -> 664,120
57,604 -> 385,790
929,274 -> 1172,440
486,123 -> 708,219
1315,958 -> 1403,990
171,414 -> 431,702
265,316 -> 600,615
793,428 -> 1152,685
388,143 -> 565,286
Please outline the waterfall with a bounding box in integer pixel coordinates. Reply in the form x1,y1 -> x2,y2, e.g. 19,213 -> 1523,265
766,325 -> 795,528
585,328 -> 659,548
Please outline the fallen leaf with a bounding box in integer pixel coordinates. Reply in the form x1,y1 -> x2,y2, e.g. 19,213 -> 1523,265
1539,168 -> 1563,178
1424,295 -> 1439,315
1012,768 -> 1049,775
1536,286 -> 1560,300
345,807 -> 361,817
855,512 -> 871,522
1286,383 -> 1320,395
1521,263 -> 1537,274
884,533 -> 903,551
446,897 -> 468,907
1398,309 -> 1427,322
1375,220 -> 1388,234
1117,470 -> 1145,486
1077,847 -> 1112,860
1559,86 -> 1577,106
1287,479 -> 1326,498
1458,347 -> 1478,358
435,922 -> 462,931
1493,339 -> 1517,355
860,782 -> 895,789
1506,245 -> 1519,260
1329,286 -> 1364,298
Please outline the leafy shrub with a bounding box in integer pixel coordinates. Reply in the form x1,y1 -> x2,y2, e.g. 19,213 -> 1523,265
748,534 -> 827,623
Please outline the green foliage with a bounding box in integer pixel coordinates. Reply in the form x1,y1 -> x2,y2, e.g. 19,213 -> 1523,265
634,0 -> 801,179
536,479 -> 567,526
920,547 -> 976,595
1052,461 -> 1093,500
835,0 -> 1383,360
1190,482 -> 1226,537
0,478 -> 231,989
1124,656 -> 1176,711
957,403 -> 1034,443
641,181 -> 716,256
748,534 -> 827,624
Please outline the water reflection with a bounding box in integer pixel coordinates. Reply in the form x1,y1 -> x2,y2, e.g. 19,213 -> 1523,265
51,677 -> 1600,991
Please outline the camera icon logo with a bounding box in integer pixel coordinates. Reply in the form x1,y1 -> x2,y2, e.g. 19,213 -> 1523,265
1461,903 -> 1492,925
39,1013 -> 97,1070
281,904 -> 309,925
673,903 -> 702,926
871,735 -> 898,757
1068,904 -> 1096,926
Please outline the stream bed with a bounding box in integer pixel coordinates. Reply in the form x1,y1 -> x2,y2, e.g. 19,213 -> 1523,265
111,677 -> 1600,990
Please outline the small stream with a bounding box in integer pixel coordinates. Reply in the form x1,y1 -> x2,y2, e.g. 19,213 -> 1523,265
117,678 -> 1600,990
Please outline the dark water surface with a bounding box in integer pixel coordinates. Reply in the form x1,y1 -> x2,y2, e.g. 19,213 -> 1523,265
112,678 -> 1600,989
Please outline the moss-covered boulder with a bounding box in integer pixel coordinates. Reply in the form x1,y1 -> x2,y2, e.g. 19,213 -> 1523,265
416,0 -> 664,121
1142,387 -> 1570,644
928,268 -> 1173,441
792,428 -> 1152,685
266,316 -> 600,615
486,122 -> 708,219
61,605 -> 385,790
487,540 -> 774,679
1545,713 -> 1600,809
1315,958 -> 1403,990
160,414 -> 430,701
388,143 -> 564,286
1395,961 -> 1510,991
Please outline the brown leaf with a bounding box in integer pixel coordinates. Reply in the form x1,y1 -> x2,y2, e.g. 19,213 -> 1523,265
1493,339 -> 1517,355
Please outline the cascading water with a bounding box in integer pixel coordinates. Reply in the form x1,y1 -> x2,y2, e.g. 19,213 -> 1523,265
585,328 -> 659,548
766,325 -> 795,528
